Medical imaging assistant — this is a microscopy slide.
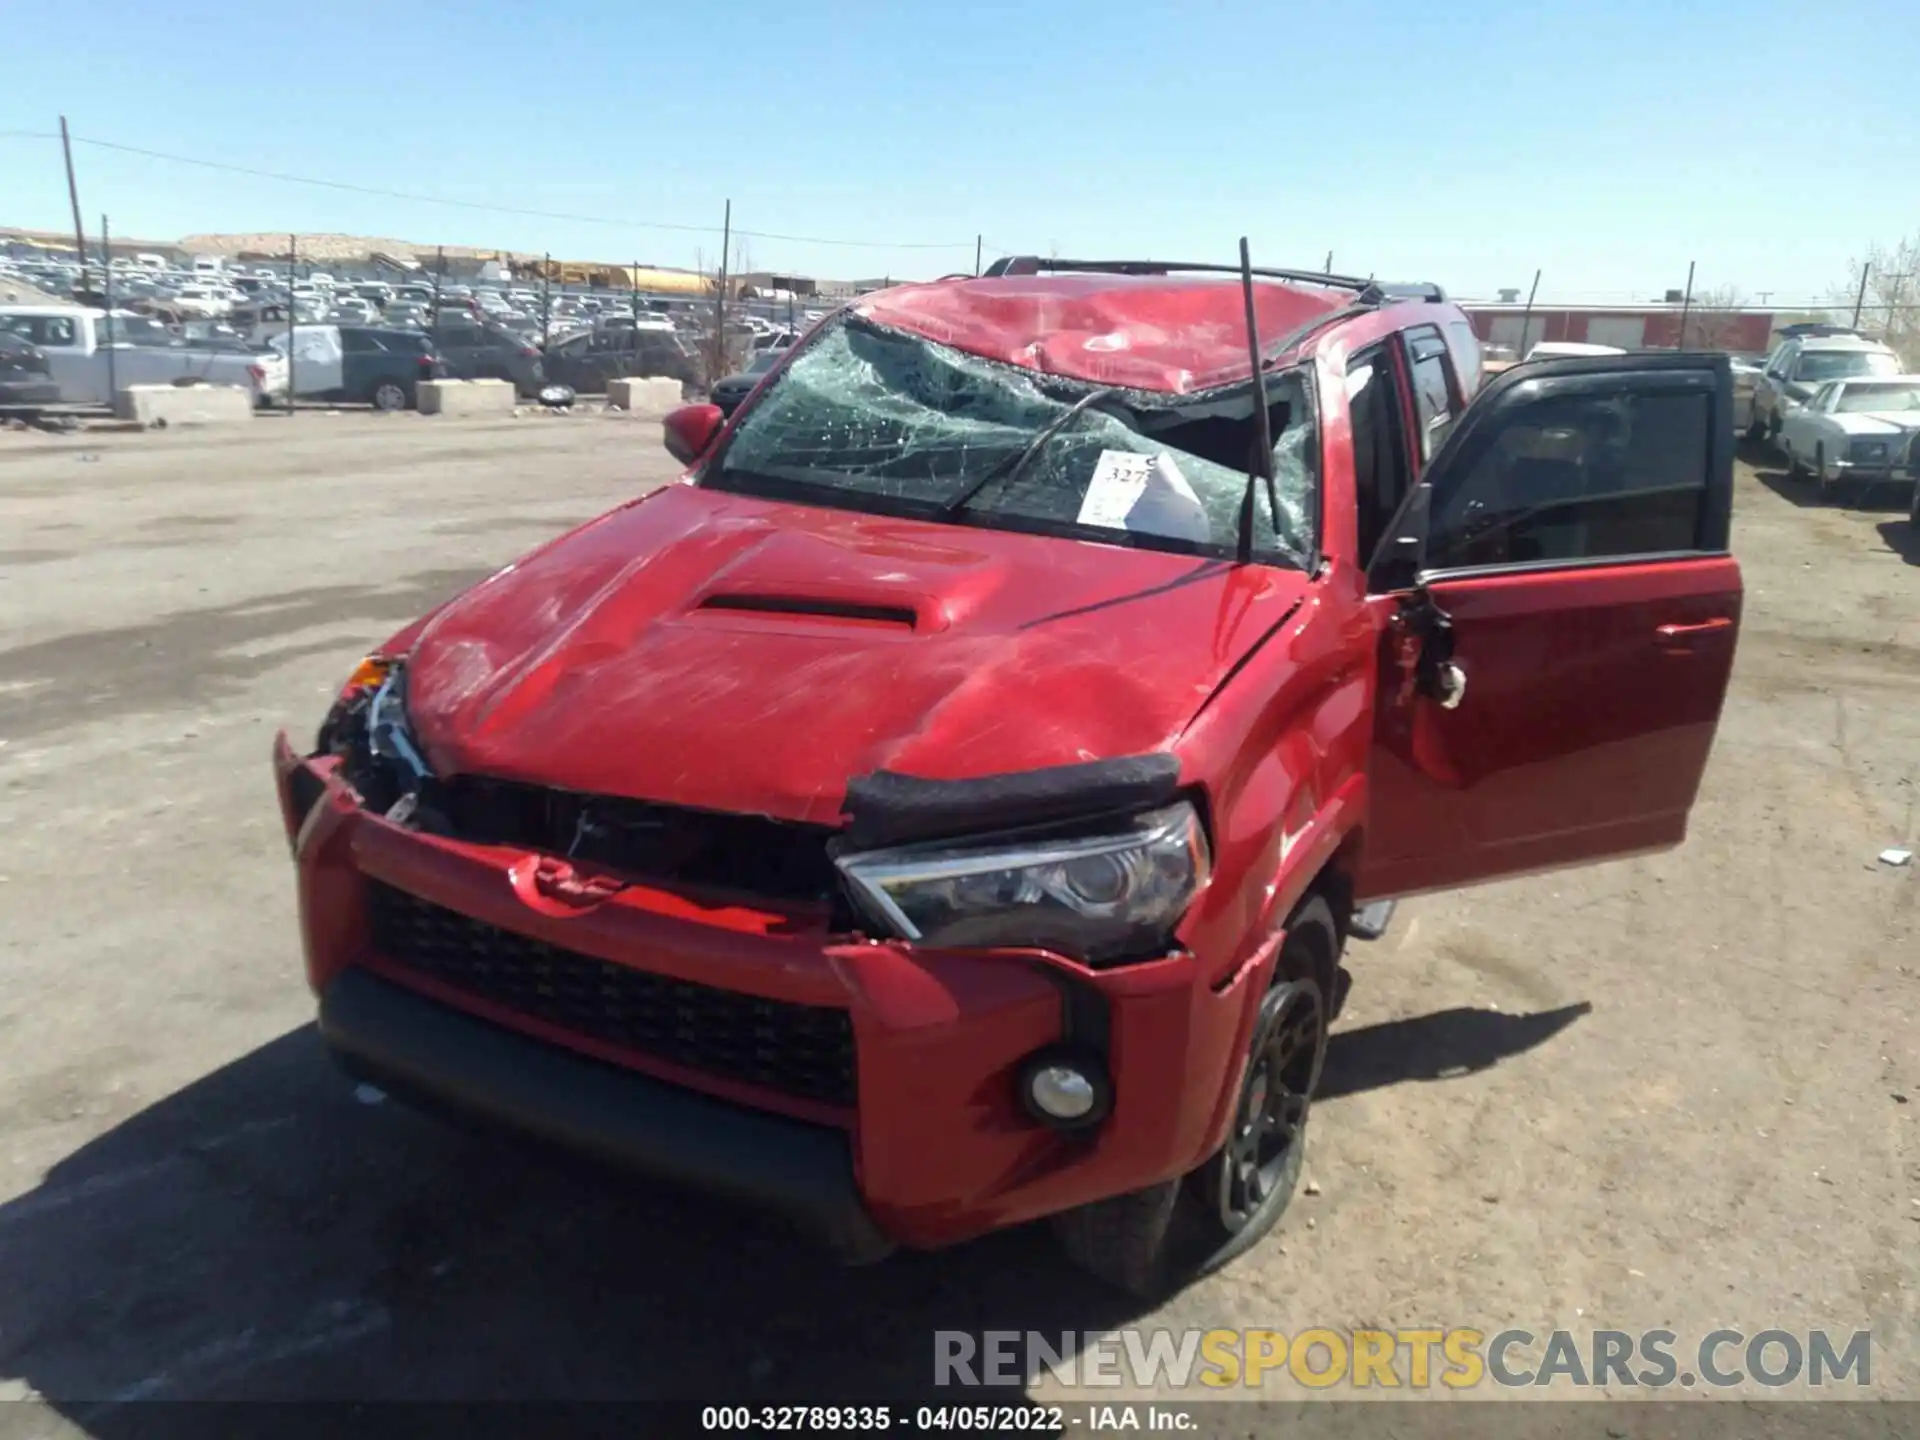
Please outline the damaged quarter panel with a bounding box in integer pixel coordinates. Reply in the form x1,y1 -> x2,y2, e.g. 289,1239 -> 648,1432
401,484 -> 1311,823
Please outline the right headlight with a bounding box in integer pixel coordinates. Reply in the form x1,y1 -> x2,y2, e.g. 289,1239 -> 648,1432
835,801 -> 1210,965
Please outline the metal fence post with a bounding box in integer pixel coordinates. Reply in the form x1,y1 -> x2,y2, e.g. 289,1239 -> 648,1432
101,213 -> 116,404
286,233 -> 297,413
1678,260 -> 1696,349
1519,268 -> 1542,357
713,200 -> 731,384
540,252 -> 552,348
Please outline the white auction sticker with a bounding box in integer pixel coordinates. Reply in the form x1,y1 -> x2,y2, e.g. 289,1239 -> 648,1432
1076,451 -> 1156,529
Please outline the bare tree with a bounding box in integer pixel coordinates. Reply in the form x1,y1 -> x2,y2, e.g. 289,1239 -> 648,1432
1827,230 -> 1920,367
1675,284 -> 1749,351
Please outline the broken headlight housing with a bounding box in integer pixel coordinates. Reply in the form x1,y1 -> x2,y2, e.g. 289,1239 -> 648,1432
835,801 -> 1209,965
315,656 -> 429,812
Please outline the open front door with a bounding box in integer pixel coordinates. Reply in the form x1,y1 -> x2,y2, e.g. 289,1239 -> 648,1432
1355,353 -> 1742,902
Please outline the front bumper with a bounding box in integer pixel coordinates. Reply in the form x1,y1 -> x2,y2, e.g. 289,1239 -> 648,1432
1832,455 -> 1918,481
274,735 -> 1258,1252
321,966 -> 892,1261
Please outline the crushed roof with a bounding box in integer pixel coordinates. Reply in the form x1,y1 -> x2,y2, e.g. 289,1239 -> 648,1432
853,273 -> 1348,394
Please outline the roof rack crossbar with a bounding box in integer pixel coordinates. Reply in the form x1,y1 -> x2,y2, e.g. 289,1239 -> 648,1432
980,255 -> 1445,302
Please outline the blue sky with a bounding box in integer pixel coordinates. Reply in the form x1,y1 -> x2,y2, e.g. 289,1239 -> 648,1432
3,0 -> 1913,304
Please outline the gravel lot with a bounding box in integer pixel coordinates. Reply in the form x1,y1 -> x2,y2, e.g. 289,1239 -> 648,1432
0,413 -> 1914,1422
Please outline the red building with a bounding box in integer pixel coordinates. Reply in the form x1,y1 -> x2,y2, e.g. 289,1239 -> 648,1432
1460,302 -> 1776,356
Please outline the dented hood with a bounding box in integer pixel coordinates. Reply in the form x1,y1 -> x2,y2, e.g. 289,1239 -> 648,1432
405,484 -> 1305,824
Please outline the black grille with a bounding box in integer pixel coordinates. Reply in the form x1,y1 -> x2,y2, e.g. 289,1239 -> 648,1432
366,882 -> 856,1108
432,775 -> 839,905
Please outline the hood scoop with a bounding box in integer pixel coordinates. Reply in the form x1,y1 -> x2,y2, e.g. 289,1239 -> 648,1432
694,592 -> 920,631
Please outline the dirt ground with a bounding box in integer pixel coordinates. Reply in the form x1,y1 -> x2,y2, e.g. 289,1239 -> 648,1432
0,412 -> 1914,1425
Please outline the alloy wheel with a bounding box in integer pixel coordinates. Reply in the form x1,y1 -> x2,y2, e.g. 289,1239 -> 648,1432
1214,978 -> 1324,1233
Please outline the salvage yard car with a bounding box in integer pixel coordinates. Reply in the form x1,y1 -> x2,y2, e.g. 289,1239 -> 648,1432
1746,329 -> 1900,444
0,306 -> 288,407
1776,374 -> 1920,498
275,256 -> 1742,1296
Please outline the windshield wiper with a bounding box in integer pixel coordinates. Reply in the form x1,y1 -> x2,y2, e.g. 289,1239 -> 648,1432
937,386 -> 1123,517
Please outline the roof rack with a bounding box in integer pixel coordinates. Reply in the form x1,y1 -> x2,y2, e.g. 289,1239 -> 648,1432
979,255 -> 1446,304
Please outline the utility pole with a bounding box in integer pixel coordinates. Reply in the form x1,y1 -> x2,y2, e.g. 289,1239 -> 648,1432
59,116 -> 88,284
712,199 -> 731,383
1851,262 -> 1871,329
1324,250 -> 1333,274
975,235 -> 982,277
630,257 -> 640,323
1677,260 -> 1696,349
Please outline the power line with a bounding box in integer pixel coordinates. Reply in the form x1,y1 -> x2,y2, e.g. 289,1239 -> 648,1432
13,128 -> 975,251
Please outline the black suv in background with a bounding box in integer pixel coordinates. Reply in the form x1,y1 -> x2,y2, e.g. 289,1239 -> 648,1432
432,314 -> 546,397
543,325 -> 698,394
308,327 -> 446,411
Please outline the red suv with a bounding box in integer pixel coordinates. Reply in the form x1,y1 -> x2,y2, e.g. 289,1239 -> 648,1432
274,256 -> 1741,1295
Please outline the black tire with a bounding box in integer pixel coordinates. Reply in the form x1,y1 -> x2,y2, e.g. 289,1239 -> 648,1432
368,377 -> 411,412
1767,408 -> 1783,450
1814,444 -> 1831,494
1785,441 -> 1806,479
1908,481 -> 1919,528
1052,894 -> 1337,1298
1744,408 -> 1766,443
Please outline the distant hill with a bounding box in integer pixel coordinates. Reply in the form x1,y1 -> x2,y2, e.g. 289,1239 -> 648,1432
177,232 -> 537,263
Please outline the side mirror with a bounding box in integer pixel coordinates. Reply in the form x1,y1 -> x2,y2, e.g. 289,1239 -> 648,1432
662,403 -> 724,467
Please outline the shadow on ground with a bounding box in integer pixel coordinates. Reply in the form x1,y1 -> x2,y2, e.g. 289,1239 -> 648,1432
0,566 -> 497,741
0,1000 -> 1585,1423
1743,440 -> 1915,515
1876,517 -> 1919,564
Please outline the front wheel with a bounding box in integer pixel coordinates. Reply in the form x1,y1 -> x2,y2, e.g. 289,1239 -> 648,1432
1052,895 -> 1335,1297
1908,481 -> 1919,528
368,378 -> 411,412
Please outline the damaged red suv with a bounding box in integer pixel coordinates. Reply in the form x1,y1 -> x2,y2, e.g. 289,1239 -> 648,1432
275,255 -> 1741,1295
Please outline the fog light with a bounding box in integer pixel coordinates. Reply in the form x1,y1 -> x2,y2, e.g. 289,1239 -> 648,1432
1017,1047 -> 1112,1130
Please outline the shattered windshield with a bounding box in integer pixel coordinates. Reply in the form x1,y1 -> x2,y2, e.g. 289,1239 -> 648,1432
706,316 -> 1315,566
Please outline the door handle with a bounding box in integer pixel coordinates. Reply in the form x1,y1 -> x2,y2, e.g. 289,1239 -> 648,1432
1655,618 -> 1733,644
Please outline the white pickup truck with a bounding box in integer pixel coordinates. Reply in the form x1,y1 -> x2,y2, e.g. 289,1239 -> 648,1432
0,306 -> 289,407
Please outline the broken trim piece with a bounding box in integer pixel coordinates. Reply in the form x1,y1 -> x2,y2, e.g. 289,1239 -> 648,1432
841,754 -> 1182,851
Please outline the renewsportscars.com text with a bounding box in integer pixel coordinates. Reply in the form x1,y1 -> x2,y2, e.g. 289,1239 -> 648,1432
934,1328 -> 1873,1390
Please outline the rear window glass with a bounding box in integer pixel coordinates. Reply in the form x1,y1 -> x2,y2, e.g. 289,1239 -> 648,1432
1797,350 -> 1898,382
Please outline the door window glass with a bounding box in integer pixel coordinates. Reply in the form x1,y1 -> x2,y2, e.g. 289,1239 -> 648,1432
1443,320 -> 1484,400
1404,330 -> 1456,463
1427,385 -> 1712,570
1348,348 -> 1414,565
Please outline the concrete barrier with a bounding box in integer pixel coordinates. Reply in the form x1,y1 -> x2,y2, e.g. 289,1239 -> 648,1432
418,379 -> 516,417
607,376 -> 684,415
114,383 -> 255,429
